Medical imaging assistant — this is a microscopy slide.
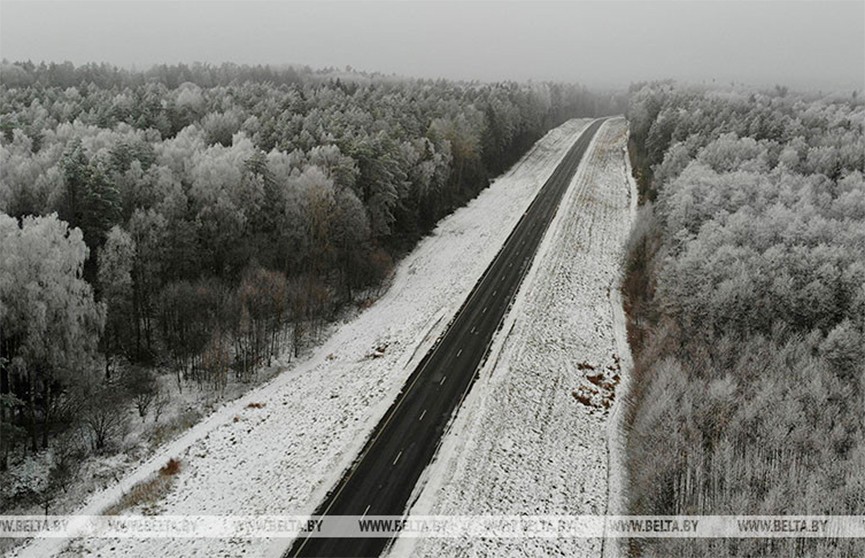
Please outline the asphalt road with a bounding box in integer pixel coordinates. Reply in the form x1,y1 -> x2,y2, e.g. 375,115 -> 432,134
286,118 -> 606,558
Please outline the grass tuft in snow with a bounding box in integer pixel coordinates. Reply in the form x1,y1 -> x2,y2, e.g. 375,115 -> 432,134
103,458 -> 182,516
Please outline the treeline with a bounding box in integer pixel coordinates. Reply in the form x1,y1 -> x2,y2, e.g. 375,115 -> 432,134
0,60 -> 622,489
623,83 -> 864,556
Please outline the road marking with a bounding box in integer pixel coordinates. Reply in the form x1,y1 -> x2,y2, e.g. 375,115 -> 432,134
362,504 -> 371,518
419,409 -> 427,421
288,120 -> 604,556
457,348 -> 463,357
482,306 -> 487,314
492,290 -> 497,297
393,451 -> 403,465
470,326 -> 475,334
440,376 -> 447,386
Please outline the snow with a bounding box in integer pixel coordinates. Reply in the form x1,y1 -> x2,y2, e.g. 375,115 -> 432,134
603,124 -> 639,558
389,118 -> 635,558
11,118 -> 593,558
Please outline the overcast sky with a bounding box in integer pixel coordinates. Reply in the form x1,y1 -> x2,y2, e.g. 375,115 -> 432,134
1,1 -> 863,91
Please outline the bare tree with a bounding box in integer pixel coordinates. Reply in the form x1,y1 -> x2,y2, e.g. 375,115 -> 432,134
126,367 -> 158,422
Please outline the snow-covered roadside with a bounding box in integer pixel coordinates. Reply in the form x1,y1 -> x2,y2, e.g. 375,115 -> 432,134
391,118 -> 634,558
10,118 -> 592,558
603,126 -> 639,558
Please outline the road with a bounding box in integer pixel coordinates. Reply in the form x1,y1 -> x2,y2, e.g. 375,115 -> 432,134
287,118 -> 606,558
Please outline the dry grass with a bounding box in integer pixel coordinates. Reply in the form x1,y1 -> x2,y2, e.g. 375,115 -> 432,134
149,408 -> 203,448
103,458 -> 182,515
159,458 -> 181,476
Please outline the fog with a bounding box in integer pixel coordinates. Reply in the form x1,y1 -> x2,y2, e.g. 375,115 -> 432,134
1,0 -> 863,91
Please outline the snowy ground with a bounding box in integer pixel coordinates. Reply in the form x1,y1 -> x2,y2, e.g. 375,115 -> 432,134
11,118 -> 593,558
390,118 -> 635,558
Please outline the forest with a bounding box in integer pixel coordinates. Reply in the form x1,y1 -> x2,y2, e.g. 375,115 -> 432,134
623,83 -> 865,556
0,60 -> 622,511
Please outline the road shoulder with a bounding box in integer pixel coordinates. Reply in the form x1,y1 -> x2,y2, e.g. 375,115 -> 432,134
393,117 -> 635,558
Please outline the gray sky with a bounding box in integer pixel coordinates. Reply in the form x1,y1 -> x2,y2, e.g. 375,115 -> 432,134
1,0 -> 863,91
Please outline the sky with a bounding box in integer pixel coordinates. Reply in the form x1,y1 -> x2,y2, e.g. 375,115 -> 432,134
1,0 -> 863,91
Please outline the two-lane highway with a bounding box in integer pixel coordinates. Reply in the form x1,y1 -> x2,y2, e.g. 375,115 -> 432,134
287,118 -> 606,558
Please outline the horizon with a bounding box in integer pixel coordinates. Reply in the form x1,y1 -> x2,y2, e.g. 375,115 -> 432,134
1,1 -> 863,93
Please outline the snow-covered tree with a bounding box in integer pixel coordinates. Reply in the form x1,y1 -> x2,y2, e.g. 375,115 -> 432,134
0,213 -> 104,453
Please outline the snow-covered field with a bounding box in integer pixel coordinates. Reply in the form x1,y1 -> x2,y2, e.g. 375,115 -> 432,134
11,118 -> 593,558
391,118 -> 635,558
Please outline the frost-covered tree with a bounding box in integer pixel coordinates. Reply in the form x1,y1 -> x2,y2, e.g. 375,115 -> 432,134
97,225 -> 135,378
0,60 -> 611,470
128,208 -> 166,358
0,213 -> 104,453
624,82 -> 865,557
